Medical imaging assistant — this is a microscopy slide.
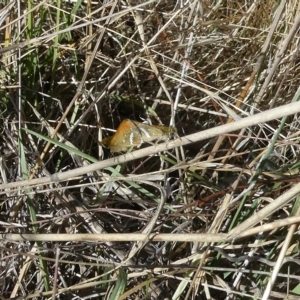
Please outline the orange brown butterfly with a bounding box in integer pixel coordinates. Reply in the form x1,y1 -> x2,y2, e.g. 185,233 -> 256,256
100,119 -> 176,152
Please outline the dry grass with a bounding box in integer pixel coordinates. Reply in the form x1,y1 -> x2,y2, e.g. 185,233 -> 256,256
1,0 -> 300,299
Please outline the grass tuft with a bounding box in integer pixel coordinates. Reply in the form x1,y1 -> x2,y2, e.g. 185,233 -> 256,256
1,1 -> 300,299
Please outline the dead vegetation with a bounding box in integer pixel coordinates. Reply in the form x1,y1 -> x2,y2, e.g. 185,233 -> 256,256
1,0 -> 300,299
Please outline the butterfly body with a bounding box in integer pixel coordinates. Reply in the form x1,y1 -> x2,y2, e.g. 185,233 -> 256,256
101,119 -> 176,152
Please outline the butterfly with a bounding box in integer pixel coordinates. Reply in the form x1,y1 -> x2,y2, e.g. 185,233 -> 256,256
100,119 -> 176,152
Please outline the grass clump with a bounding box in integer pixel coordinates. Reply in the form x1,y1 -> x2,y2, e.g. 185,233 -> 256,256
1,1 -> 300,299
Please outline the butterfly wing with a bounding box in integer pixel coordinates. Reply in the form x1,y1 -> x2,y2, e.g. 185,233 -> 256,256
100,120 -> 176,152
102,120 -> 142,152
131,121 -> 175,143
